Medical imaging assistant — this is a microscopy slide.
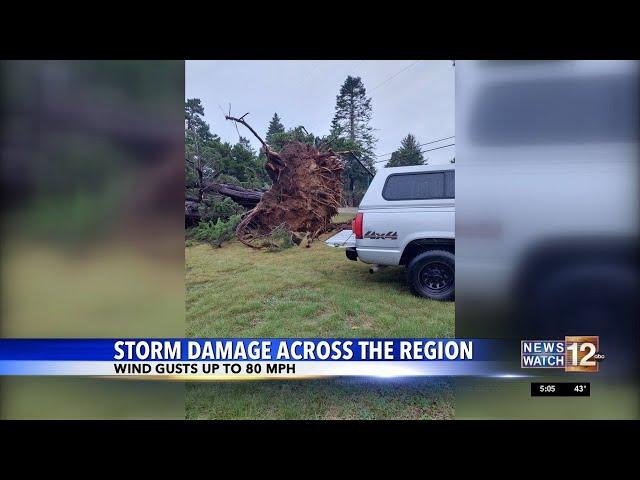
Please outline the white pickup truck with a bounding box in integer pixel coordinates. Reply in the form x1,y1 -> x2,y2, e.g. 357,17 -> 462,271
326,164 -> 455,300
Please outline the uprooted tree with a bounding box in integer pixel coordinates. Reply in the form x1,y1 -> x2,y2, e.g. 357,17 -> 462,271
225,114 -> 351,249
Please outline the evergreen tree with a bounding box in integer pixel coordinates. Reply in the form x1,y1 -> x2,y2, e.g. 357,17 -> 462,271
330,76 -> 376,156
330,76 -> 377,205
185,98 -> 213,142
185,99 -> 269,195
266,113 -> 285,144
385,134 -> 425,167
185,98 -> 215,198
267,126 -> 315,152
185,98 -> 204,128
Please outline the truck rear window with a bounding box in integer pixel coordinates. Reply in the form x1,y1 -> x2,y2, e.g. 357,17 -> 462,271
382,170 -> 455,200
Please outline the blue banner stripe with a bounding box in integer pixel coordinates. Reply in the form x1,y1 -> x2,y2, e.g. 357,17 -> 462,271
0,339 -> 506,362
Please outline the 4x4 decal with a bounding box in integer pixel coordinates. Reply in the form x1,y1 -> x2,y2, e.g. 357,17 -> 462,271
364,230 -> 398,240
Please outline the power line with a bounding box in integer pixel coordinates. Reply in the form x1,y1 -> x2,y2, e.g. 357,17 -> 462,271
372,60 -> 421,91
374,135 -> 455,158
373,142 -> 455,164
345,150 -> 375,178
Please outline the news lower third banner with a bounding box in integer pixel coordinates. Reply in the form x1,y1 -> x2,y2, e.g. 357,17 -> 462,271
0,339 -> 515,379
0,337 -> 603,380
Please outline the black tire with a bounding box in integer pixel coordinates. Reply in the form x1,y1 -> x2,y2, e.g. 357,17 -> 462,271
407,250 -> 455,301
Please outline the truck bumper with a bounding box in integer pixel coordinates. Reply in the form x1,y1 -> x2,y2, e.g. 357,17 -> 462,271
356,248 -> 402,266
346,247 -> 358,261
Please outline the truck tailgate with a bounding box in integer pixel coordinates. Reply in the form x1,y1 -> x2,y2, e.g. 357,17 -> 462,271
325,229 -> 355,248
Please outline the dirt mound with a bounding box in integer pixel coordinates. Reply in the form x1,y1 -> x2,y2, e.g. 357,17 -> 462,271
236,141 -> 345,248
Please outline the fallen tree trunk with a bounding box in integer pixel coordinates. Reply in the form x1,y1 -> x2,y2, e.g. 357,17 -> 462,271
202,182 -> 263,209
185,180 -> 267,227
185,181 -> 264,219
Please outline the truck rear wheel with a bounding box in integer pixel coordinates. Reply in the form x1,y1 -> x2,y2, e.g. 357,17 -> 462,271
407,250 -> 455,301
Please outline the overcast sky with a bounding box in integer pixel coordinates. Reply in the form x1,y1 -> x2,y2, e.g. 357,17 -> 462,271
185,60 -> 455,166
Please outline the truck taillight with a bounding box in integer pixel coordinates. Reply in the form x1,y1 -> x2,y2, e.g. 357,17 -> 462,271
353,212 -> 363,239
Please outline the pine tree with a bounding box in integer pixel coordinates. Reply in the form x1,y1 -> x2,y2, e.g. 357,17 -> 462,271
266,113 -> 285,144
331,76 -> 376,155
185,98 -> 204,128
185,98 -> 214,144
330,76 -> 377,205
385,134 -> 425,167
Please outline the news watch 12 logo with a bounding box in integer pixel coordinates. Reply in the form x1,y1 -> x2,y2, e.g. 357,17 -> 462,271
521,336 -> 605,372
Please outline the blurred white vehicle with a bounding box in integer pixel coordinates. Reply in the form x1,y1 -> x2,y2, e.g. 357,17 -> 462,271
456,61 -> 639,358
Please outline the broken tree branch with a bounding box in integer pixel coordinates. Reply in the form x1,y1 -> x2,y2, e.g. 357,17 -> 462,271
225,114 -> 269,151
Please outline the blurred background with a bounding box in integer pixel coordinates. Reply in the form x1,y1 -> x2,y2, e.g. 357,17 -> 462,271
0,60 -> 185,418
456,60 -> 639,419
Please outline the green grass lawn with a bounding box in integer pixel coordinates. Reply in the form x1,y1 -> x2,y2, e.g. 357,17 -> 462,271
187,378 -> 454,420
186,241 -> 454,338
185,229 -> 455,419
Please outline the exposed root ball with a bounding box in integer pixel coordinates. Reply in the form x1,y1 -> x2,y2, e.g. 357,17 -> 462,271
236,142 -> 344,248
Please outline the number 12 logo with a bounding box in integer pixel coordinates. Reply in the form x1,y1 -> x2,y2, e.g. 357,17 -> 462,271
565,336 -> 601,372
